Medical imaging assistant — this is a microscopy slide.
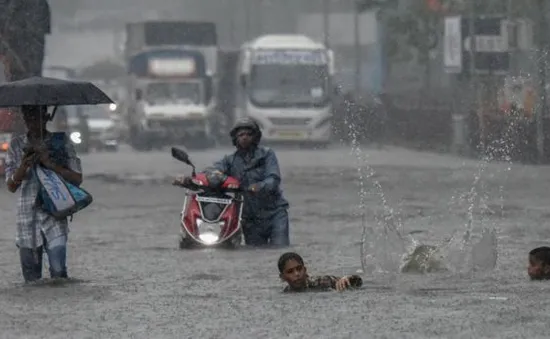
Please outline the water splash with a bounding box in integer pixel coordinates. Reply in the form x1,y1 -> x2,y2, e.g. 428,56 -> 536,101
428,115 -> 523,274
352,109 -> 512,275
343,115 -> 412,275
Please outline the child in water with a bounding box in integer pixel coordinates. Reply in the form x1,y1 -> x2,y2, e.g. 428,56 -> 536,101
278,252 -> 363,292
528,246 -> 550,280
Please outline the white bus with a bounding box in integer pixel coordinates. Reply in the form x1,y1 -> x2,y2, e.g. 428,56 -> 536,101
236,34 -> 334,146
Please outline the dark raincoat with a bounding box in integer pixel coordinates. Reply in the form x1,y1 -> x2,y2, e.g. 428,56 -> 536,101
212,145 -> 290,246
0,0 -> 51,80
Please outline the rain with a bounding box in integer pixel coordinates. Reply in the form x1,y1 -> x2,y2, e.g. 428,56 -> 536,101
0,0 -> 550,338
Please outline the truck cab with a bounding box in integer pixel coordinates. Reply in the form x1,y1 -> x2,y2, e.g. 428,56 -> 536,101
123,21 -> 219,150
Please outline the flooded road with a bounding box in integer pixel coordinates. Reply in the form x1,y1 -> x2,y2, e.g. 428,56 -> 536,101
0,145 -> 549,338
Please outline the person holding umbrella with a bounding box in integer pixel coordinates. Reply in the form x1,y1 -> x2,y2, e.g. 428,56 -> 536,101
0,76 -> 113,282
5,105 -> 82,282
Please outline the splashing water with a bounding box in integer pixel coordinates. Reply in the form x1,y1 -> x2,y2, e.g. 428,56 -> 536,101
439,114 -> 523,273
350,110 -> 508,275
422,117 -> 523,274
343,115 -> 413,275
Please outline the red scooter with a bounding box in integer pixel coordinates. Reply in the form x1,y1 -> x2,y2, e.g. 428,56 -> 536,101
171,147 -> 244,249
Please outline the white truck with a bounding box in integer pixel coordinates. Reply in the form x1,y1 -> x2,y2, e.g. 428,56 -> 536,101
123,21 -> 218,150
236,34 -> 335,146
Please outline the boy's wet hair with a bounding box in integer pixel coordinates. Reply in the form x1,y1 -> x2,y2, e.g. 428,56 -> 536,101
529,246 -> 550,265
277,252 -> 304,273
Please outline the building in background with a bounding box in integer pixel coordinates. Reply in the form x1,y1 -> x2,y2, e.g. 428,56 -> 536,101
296,11 -> 386,95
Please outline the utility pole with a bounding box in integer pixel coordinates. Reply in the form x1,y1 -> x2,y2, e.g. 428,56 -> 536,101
256,0 -> 264,35
535,0 -> 547,163
244,0 -> 251,41
323,0 -> 330,48
468,0 -> 482,150
353,3 -> 361,95
506,0 -> 516,74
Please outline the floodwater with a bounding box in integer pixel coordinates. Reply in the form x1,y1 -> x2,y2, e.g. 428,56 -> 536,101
0,145 -> 549,338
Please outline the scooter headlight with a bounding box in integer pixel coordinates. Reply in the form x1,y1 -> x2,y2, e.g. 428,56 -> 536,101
196,219 -> 224,245
198,232 -> 220,245
70,131 -> 82,144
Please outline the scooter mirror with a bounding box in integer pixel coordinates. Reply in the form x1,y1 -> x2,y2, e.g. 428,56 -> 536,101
171,147 -> 194,167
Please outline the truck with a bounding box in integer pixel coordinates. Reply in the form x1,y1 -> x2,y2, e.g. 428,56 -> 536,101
235,34 -> 335,146
122,21 -> 218,150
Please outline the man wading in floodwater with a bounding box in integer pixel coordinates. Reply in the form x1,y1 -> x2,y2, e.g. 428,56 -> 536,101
5,106 -> 82,283
174,118 -> 290,247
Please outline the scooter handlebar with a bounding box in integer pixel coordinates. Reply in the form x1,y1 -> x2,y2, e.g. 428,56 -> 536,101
175,181 -> 244,194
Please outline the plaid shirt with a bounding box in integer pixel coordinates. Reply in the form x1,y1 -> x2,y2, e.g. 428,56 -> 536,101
283,275 -> 363,293
4,132 -> 82,249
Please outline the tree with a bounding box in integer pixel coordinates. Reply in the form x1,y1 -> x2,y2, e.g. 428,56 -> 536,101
355,0 -> 441,65
357,0 -> 442,88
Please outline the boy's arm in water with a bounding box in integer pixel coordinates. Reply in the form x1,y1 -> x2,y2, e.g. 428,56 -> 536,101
284,275 -> 363,292
328,275 -> 363,291
310,275 -> 341,290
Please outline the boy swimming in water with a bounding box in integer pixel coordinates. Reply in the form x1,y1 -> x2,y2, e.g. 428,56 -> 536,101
528,246 -> 550,280
278,252 -> 363,292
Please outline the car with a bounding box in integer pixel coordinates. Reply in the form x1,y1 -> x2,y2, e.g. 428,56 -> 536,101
57,105 -> 120,153
78,105 -> 120,152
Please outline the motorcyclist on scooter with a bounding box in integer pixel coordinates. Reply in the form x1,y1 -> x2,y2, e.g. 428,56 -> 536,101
174,118 -> 290,247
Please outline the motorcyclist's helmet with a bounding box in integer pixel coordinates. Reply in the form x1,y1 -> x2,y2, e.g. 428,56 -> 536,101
203,167 -> 228,188
230,117 -> 262,146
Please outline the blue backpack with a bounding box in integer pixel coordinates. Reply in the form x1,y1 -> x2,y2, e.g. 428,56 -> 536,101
33,132 -> 93,220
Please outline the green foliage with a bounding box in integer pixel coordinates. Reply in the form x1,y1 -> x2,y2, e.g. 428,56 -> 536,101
384,0 -> 441,61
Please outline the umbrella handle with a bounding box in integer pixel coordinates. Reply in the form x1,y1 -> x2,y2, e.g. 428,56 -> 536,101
48,106 -> 58,121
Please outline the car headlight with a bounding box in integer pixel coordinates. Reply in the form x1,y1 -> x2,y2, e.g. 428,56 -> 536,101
70,131 -> 82,144
109,103 -> 117,112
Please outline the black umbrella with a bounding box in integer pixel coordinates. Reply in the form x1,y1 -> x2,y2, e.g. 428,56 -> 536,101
0,76 -> 114,107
